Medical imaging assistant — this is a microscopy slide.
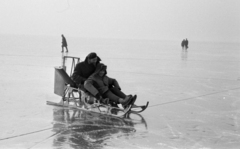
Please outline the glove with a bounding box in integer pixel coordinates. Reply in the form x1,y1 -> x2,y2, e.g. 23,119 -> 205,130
95,93 -> 102,100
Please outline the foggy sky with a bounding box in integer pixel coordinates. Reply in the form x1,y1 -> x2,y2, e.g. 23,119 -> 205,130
0,0 -> 239,42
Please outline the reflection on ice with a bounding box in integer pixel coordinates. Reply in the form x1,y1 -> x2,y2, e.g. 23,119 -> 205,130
51,107 -> 147,148
181,49 -> 188,61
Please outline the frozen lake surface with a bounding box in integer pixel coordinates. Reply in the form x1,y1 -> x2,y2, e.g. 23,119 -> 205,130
0,34 -> 240,149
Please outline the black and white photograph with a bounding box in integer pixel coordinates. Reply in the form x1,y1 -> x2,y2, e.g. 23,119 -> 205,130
0,0 -> 239,149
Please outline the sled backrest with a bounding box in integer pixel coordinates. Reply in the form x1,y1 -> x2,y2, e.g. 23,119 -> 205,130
55,66 -> 77,87
62,56 -> 80,77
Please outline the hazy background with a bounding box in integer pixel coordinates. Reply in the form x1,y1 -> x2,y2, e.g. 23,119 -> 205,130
0,0 -> 239,42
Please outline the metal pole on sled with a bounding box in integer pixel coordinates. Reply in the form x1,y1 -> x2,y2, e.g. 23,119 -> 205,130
54,52 -> 80,97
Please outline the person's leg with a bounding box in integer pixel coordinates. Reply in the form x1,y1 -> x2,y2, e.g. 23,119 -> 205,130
102,90 -> 132,106
61,46 -> 64,52
102,90 -> 120,103
66,46 -> 68,52
109,87 -> 126,99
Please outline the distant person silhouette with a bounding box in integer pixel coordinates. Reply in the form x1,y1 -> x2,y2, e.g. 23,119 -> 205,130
185,38 -> 189,49
181,38 -> 189,50
61,34 -> 68,53
181,39 -> 185,49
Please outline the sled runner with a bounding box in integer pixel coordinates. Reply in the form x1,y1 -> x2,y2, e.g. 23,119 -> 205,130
46,100 -> 133,117
130,101 -> 149,114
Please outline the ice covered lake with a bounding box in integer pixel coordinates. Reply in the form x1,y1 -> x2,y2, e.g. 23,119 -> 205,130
0,34 -> 240,149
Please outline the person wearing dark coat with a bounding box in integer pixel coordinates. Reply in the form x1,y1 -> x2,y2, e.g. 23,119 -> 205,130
61,34 -> 68,52
84,63 -> 134,106
71,52 -> 101,91
181,39 -> 185,49
185,38 -> 189,49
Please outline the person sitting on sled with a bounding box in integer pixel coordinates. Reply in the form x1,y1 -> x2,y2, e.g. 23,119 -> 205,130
71,52 -> 101,90
84,63 -> 136,107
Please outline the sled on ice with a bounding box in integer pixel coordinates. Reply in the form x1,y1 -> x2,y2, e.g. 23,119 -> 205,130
48,55 -> 148,117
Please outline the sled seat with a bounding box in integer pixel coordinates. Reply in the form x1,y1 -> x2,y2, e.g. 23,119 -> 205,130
55,66 -> 98,107
54,67 -> 80,105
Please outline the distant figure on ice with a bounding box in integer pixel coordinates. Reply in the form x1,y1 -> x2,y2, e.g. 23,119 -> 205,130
185,38 -> 189,49
181,39 -> 185,49
61,34 -> 68,53
181,38 -> 189,50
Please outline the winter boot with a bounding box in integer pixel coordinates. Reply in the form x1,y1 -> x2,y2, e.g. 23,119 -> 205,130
120,96 -> 133,108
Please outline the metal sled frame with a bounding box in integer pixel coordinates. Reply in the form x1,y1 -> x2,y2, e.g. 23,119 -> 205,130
55,67 -> 125,107
54,55 -> 100,106
52,64 -> 132,117
55,67 -> 80,105
57,56 -> 81,105
50,55 -> 147,116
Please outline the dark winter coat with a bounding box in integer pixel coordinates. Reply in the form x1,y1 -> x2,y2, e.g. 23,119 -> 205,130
181,40 -> 185,47
71,53 -> 101,89
84,63 -> 120,96
62,36 -> 67,47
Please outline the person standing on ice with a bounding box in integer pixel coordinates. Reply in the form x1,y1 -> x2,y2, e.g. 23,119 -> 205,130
181,39 -> 185,49
61,34 -> 68,52
71,52 -> 101,91
185,38 -> 189,49
84,63 -> 135,106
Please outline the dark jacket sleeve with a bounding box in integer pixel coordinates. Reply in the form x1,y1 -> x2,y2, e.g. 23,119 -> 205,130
71,64 -> 87,85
